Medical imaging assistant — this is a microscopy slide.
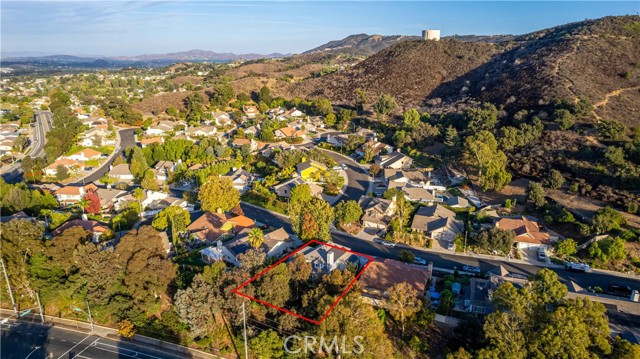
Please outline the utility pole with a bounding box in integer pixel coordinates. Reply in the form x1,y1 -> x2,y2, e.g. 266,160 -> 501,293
35,292 -> 44,323
242,301 -> 249,359
464,231 -> 468,254
0,258 -> 17,315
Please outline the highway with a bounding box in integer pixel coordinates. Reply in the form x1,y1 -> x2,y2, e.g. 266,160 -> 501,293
71,128 -> 136,185
1,111 -> 52,183
0,319 -> 191,359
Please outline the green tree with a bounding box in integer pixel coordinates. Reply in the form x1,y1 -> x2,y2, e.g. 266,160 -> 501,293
141,169 -> 159,191
199,176 -> 240,213
373,93 -> 397,120
532,268 -> 567,305
604,146 -> 626,167
324,112 -> 337,127
387,282 -> 421,336
152,206 -> 191,242
476,228 -> 514,254
526,181 -> 546,208
249,330 -> 284,359
312,97 -> 332,116
554,109 -> 575,130
335,200 -> 363,226
465,103 -> 499,132
403,108 -> 421,129
183,92 -> 205,122
597,120 -> 626,140
556,238 -> 578,257
257,85 -> 272,105
546,169 -> 565,189
55,165 -> 70,181
398,249 -> 415,263
592,206 -> 627,234
464,130 -> 511,190
260,128 -> 275,142
248,227 -> 264,249
129,147 -> 149,179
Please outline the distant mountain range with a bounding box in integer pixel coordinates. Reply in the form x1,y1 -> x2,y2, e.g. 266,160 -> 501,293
0,49 -> 290,69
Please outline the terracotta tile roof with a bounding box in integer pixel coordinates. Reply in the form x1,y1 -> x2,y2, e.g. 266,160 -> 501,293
53,219 -> 110,236
140,137 -> 164,145
228,215 -> 255,230
360,258 -> 431,294
496,216 -> 551,244
72,148 -> 101,158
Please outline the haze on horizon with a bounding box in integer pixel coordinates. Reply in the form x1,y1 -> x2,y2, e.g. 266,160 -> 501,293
1,0 -> 638,57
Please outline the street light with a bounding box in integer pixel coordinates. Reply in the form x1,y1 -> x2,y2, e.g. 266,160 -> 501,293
71,301 -> 94,331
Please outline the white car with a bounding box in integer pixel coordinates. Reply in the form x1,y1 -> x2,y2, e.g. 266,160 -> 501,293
381,240 -> 396,248
463,265 -> 481,273
414,257 -> 427,265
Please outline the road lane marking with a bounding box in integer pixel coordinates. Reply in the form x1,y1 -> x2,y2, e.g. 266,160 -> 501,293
56,334 -> 92,359
94,340 -> 164,359
73,339 -> 98,359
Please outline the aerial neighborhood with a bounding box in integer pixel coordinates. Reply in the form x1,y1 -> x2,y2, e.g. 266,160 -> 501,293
2,12 -> 640,358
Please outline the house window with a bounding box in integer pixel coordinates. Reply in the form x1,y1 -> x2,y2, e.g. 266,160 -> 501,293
474,306 -> 486,314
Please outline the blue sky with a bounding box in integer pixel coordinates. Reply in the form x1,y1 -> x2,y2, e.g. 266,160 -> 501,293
1,1 -> 638,56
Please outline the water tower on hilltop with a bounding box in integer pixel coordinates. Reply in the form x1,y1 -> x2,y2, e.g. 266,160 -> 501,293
422,29 -> 441,41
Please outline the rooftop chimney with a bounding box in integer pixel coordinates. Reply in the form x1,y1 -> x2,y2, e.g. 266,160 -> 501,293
327,251 -> 334,268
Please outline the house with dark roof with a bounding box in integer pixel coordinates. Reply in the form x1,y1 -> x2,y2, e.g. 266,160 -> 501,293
108,163 -> 134,182
300,244 -> 359,275
376,151 -> 412,169
200,227 -> 294,267
358,196 -> 396,230
221,168 -> 254,193
273,177 -> 323,198
411,204 -> 463,241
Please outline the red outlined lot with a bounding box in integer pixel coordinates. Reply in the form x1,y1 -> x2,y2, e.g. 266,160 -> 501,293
232,240 -> 374,325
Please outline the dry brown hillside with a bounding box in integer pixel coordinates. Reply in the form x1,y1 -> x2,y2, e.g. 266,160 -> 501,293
293,39 -> 504,109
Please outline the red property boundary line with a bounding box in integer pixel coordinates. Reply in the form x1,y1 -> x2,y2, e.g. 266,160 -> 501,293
232,240 -> 375,325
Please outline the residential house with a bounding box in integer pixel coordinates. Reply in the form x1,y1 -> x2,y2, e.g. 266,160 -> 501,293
153,161 -> 176,182
275,126 -> 305,140
356,140 -> 393,159
145,120 -> 184,136
360,258 -> 431,298
290,119 -> 316,133
221,168 -> 254,193
461,273 -> 528,314
296,159 -> 327,181
358,196 -> 396,230
187,212 -> 255,243
377,151 -> 413,169
273,177 -> 323,198
495,216 -> 557,250
201,227 -> 295,267
446,166 -> 466,186
284,107 -> 304,118
324,134 -> 349,148
411,205 -> 463,241
402,187 -> 440,204
0,139 -> 15,153
212,111 -> 232,126
243,105 -> 259,119
185,126 -> 217,138
384,169 -> 431,188
54,183 -> 98,206
447,196 -> 470,208
108,164 -> 135,182
95,187 -> 128,212
300,244 -> 359,275
44,158 -> 83,177
267,107 -> 285,118
244,125 -> 259,137
66,148 -> 102,162
140,137 -> 164,148
52,219 -> 111,243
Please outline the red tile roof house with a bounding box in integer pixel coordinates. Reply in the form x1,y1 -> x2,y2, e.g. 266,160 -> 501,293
52,219 -> 111,243
186,211 -> 255,244
359,258 -> 431,299
495,216 -> 559,251
66,148 -> 102,162
54,183 -> 98,207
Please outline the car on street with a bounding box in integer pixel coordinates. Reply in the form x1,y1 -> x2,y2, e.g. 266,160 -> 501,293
538,250 -> 547,262
414,257 -> 427,265
381,240 -> 396,248
463,265 -> 481,273
565,262 -> 591,273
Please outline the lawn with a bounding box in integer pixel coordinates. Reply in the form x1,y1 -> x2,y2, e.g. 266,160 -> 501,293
174,249 -> 208,267
65,145 -> 115,156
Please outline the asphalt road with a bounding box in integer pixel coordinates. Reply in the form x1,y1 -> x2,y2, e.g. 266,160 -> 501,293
72,128 -> 136,185
1,319 -> 190,359
239,203 -> 640,295
319,149 -> 370,202
1,111 -> 52,183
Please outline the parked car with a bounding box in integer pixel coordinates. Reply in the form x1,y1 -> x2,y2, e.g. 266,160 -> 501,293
463,265 -> 481,273
565,262 -> 591,273
381,240 -> 396,248
414,257 -> 427,265
608,283 -> 633,298
538,250 -> 547,262
447,241 -> 455,250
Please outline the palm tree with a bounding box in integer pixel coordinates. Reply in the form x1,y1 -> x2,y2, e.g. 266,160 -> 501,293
133,187 -> 144,218
77,198 -> 89,214
248,227 -> 264,249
